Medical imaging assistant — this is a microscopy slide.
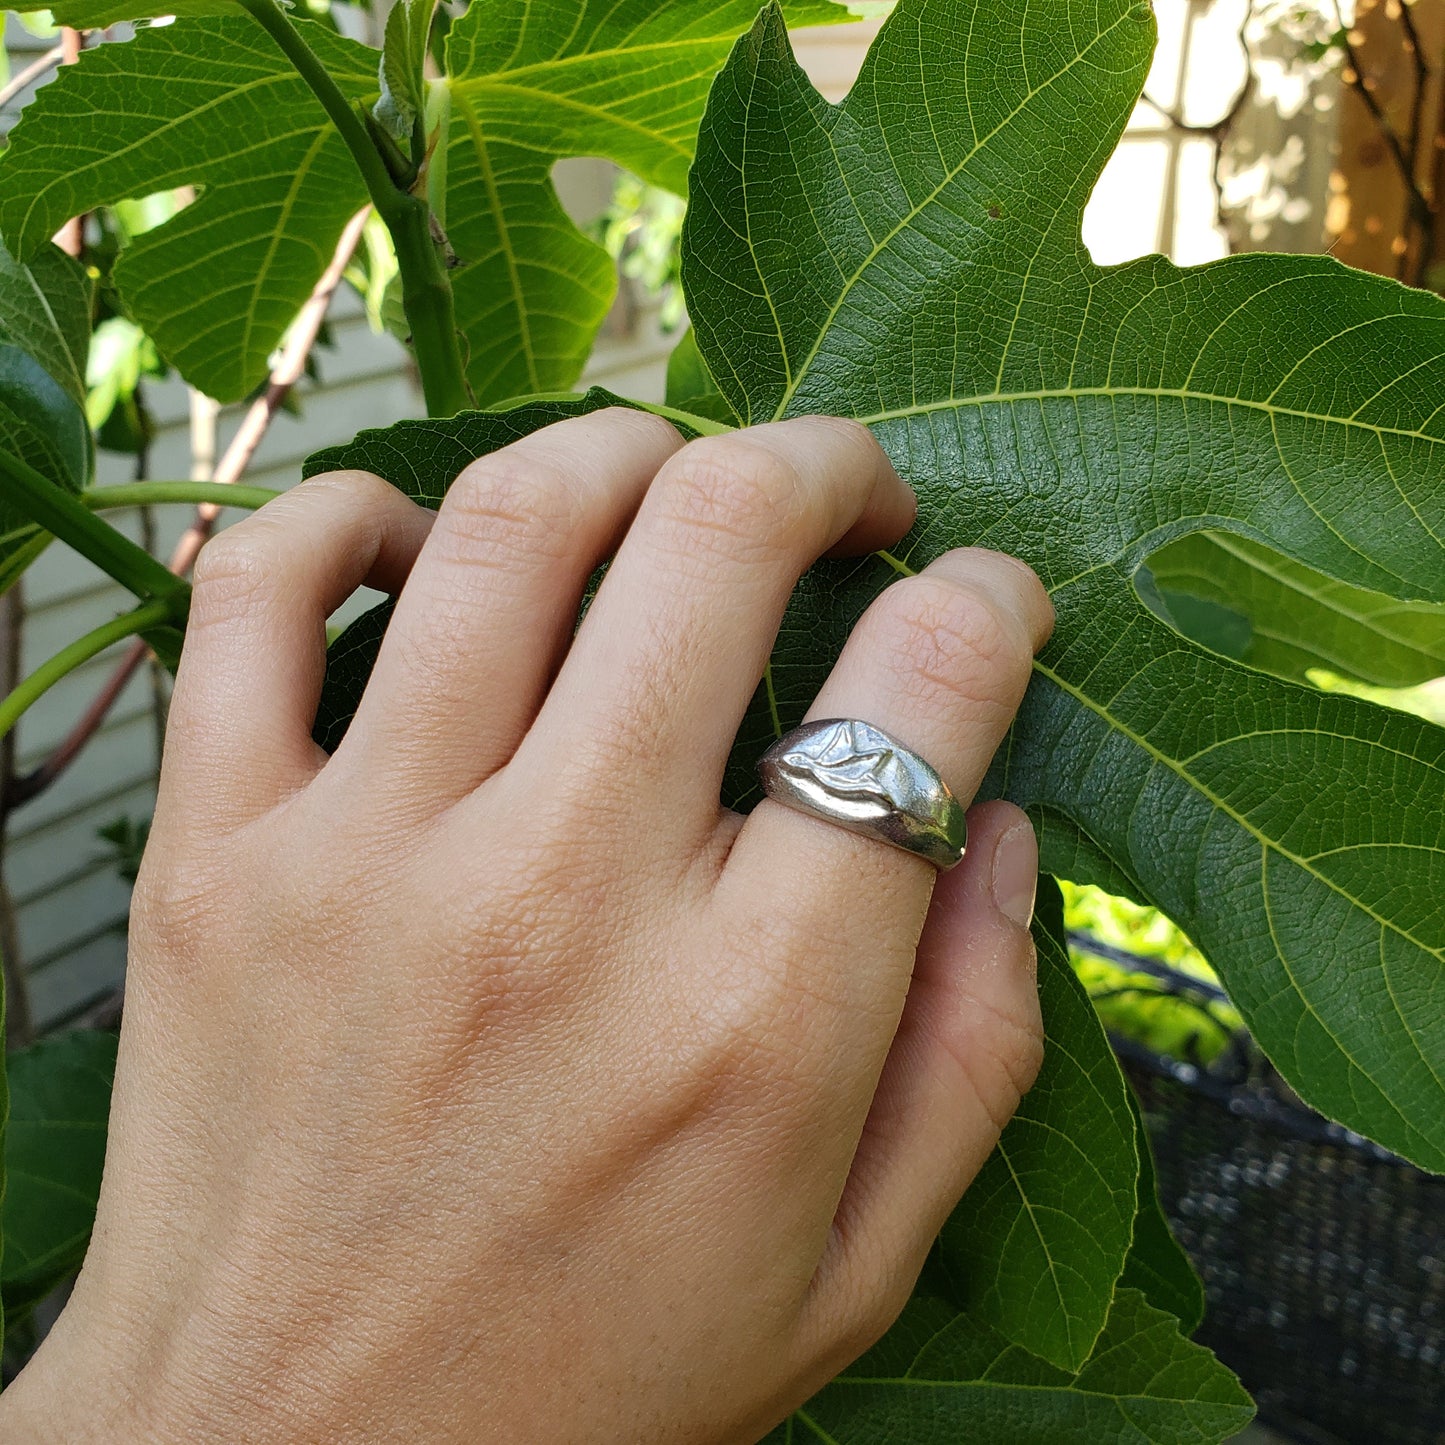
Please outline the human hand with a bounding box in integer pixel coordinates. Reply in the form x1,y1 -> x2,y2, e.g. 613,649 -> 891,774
1,410 -> 1053,1444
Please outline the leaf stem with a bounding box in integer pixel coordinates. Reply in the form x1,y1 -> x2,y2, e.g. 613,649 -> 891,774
0,596 -> 174,742
0,448 -> 187,608
237,0 -> 471,417
0,484 -> 279,560
86,482 -> 280,513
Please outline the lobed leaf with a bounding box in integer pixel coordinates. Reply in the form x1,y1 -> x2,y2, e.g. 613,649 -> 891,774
436,0 -> 848,404
0,18 -> 375,402
683,0 -> 1445,1171
1,3 -> 852,408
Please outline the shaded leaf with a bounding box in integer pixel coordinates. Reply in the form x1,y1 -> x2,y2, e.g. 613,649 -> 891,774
934,878 -> 1136,1370
1118,1086 -> 1206,1333
0,18 -> 375,402
1147,531 -> 1445,689
684,0 -> 1445,1170
1,1031 -> 117,1326
313,597 -> 394,753
87,316 -> 166,456
0,242 -> 89,410
767,1288 -> 1251,1443
0,240 -> 92,597
665,327 -> 739,426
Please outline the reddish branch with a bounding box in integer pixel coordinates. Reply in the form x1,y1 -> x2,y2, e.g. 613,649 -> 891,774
0,44 -> 64,112
7,206 -> 371,807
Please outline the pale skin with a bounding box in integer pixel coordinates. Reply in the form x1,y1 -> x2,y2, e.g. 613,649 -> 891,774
0,410 -> 1054,1444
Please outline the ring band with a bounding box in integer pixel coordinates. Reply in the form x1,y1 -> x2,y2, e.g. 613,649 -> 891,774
756,718 -> 967,870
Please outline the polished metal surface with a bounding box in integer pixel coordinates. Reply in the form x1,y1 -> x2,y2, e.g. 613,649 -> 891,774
756,718 -> 967,870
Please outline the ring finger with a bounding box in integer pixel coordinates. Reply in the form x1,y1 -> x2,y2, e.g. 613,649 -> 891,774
719,547 -> 1054,977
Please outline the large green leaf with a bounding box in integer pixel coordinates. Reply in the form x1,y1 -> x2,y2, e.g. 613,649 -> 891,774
683,0 -> 1445,1171
935,878 -> 1136,1369
1,1031 -> 117,1326
0,17 -> 375,402
436,0 -> 846,403
1146,531 -> 1445,688
766,1287 -> 1251,1443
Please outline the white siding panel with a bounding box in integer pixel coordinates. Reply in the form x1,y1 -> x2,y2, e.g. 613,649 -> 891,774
26,932 -> 130,1028
9,710 -> 157,841
13,666 -> 154,775
17,861 -> 134,968
6,778 -> 157,905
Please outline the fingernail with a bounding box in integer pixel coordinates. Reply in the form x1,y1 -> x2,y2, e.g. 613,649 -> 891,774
991,821 -> 1038,928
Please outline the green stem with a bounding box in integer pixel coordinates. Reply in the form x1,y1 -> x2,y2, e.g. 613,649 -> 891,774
88,482 -> 281,513
389,198 -> 473,417
0,597 -> 174,741
0,483 -> 280,559
238,0 -> 397,206
0,449 -> 186,608
238,0 -> 472,418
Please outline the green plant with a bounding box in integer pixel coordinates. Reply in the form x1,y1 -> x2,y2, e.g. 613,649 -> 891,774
0,0 -> 1441,1436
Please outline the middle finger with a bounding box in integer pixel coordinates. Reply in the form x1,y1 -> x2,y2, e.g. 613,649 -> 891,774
515,418 -> 915,848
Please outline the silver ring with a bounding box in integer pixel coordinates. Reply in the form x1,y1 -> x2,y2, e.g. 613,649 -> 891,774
756,718 -> 967,870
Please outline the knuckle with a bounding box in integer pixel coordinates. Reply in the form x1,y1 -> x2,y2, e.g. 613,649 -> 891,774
657,436 -> 812,559
130,848 -> 225,962
190,527 -> 279,617
875,575 -> 1034,705
293,468 -> 395,506
436,453 -> 581,569
591,403 -> 681,450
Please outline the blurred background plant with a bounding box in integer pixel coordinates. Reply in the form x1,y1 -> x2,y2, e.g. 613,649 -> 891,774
593,174 -> 687,334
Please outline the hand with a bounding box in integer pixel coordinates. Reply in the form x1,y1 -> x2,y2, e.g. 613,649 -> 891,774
1,410 -> 1053,1444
